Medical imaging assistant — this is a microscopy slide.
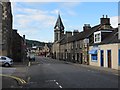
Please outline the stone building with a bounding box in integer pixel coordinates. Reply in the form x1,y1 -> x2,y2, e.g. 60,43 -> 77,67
52,14 -> 65,59
52,15 -> 113,65
0,1 -> 13,57
0,2 -> 2,55
12,29 -> 26,62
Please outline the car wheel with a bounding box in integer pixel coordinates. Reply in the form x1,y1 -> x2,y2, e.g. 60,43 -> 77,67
4,63 -> 10,67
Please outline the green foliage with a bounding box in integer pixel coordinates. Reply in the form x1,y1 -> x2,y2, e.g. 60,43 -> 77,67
26,39 -> 53,48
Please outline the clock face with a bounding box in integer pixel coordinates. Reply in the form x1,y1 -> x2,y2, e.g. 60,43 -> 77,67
56,26 -> 59,29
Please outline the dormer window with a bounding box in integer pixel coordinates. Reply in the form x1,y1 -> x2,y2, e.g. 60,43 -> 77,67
94,31 -> 101,43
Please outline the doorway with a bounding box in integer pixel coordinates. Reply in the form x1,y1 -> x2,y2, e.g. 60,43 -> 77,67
107,50 -> 111,68
80,53 -> 83,64
100,50 -> 104,67
118,49 -> 120,66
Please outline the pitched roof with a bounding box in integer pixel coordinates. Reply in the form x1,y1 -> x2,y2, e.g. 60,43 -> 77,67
54,14 -> 64,30
60,24 -> 101,45
96,28 -> 120,45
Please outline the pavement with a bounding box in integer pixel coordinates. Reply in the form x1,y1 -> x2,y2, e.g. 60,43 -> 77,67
1,59 -> 29,89
50,57 -> 119,76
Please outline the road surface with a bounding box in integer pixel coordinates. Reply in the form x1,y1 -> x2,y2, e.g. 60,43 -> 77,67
24,56 -> 118,88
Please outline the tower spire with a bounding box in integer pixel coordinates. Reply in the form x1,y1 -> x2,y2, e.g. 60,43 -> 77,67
54,12 -> 64,30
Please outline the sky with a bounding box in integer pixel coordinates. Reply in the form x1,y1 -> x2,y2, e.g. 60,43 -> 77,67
10,1 -> 119,42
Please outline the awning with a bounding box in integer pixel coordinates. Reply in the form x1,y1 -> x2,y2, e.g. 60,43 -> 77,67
89,50 -> 97,54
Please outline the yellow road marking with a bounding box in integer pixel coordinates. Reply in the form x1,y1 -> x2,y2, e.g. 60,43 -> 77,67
0,74 -> 26,84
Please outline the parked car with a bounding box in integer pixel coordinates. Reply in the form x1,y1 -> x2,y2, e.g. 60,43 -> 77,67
29,54 -> 35,61
0,56 -> 13,67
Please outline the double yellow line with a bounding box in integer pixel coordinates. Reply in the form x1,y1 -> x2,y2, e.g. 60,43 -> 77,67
0,74 -> 26,84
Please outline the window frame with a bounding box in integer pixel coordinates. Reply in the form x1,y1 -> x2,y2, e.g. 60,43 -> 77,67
94,31 -> 101,43
1,57 -> 6,60
91,54 -> 97,62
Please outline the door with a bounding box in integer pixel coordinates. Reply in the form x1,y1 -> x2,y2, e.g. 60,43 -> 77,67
107,50 -> 111,68
100,50 -> 104,67
118,49 -> 120,66
77,53 -> 79,62
80,53 -> 83,64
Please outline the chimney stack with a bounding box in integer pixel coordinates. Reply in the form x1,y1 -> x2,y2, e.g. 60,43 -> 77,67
73,30 -> 79,36
83,24 -> 91,32
66,31 -> 72,38
100,15 -> 110,25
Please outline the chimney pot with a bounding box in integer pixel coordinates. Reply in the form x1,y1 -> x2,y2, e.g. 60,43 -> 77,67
100,15 -> 110,25
103,15 -> 104,18
106,15 -> 108,18
73,30 -> 79,36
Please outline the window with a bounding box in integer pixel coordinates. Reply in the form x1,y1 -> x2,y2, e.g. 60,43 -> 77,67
94,31 -> 101,43
95,33 -> 100,42
91,54 -> 97,61
1,57 -> 6,60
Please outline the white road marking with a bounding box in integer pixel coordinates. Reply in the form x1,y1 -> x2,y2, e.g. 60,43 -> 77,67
55,81 -> 63,88
56,82 -> 59,85
45,80 -> 56,82
45,80 -> 63,88
59,85 -> 62,88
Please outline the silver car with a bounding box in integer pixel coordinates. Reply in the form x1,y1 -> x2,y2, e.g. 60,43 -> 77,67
0,56 -> 13,67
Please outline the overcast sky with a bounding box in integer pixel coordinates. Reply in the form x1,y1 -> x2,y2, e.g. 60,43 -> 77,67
10,1 -> 118,42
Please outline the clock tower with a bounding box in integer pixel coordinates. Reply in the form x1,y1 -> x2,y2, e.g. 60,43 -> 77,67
54,14 -> 64,42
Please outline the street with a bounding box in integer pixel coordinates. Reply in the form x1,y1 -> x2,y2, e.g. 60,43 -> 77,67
0,56 -> 119,89
23,56 -> 118,88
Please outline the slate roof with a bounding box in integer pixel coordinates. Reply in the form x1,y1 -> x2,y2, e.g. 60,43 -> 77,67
54,14 -> 64,30
60,24 -> 102,45
93,28 -> 120,45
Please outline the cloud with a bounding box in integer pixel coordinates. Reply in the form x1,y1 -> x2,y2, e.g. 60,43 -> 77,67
59,2 -> 80,8
58,2 -> 80,16
12,2 -> 57,42
50,9 -> 59,15
13,5 -> 56,27
110,16 -> 119,28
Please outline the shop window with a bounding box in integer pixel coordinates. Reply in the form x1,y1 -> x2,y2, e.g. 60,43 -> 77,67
91,54 -> 97,61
